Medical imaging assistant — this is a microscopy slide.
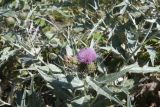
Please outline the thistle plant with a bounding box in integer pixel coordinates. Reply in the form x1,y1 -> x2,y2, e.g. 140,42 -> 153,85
77,48 -> 97,64
0,0 -> 160,107
77,48 -> 97,73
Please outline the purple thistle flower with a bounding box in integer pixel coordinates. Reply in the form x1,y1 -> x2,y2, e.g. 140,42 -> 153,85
77,48 -> 97,64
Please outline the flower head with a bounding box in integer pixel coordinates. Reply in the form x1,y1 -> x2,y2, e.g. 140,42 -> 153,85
77,48 -> 97,64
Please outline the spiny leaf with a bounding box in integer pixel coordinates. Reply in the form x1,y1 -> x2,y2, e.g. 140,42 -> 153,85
27,77 -> 45,107
128,63 -> 160,73
145,45 -> 156,66
19,89 -> 27,107
86,76 -> 124,106
36,64 -> 62,73
70,95 -> 90,107
36,65 -> 84,90
96,64 -> 136,84
66,44 -> 73,57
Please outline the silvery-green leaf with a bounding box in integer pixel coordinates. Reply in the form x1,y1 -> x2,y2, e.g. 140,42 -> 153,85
96,64 -> 136,83
27,78 -> 45,107
108,26 -> 116,40
139,5 -> 150,12
145,45 -> 156,66
51,75 -> 84,90
66,45 -> 73,57
30,47 -> 41,55
37,65 -> 84,90
128,13 -> 138,29
71,95 -> 90,107
70,76 -> 84,90
19,89 -> 27,107
114,0 -> 129,7
119,4 -> 128,15
18,54 -> 37,68
86,76 -> 124,106
97,63 -> 107,73
121,79 -> 134,89
96,57 -> 107,73
90,39 -> 95,48
145,19 -> 156,23
125,29 -> 140,57
73,27 -> 84,32
130,11 -> 142,18
0,10 -> 16,17
129,64 -> 160,73
156,22 -> 160,30
0,47 -> 19,66
49,38 -> 61,47
36,64 -> 62,73
45,31 -> 54,39
4,32 -> 17,42
125,30 -> 137,49
100,46 -> 122,56
36,67 -> 54,82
